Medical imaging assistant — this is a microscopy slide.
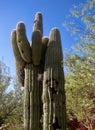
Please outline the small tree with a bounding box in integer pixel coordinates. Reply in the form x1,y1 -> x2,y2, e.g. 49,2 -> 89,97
0,60 -> 23,128
63,0 -> 95,120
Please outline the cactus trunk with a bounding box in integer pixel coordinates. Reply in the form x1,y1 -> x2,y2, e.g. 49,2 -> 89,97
24,64 -> 41,130
29,65 -> 40,130
42,28 -> 66,130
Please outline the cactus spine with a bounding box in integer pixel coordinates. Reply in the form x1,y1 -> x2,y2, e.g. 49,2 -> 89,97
11,12 -> 66,130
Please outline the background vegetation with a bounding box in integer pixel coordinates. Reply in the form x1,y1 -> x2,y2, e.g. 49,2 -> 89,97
64,0 -> 95,122
0,60 -> 23,129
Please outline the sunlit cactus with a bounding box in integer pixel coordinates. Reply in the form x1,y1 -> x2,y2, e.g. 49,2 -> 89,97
16,22 -> 32,63
11,12 -> 43,130
11,12 -> 66,130
33,12 -> 43,35
31,30 -> 42,66
42,28 -> 66,130
11,29 -> 26,86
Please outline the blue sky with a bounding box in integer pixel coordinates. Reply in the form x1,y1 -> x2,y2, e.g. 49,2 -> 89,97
0,0 -> 85,76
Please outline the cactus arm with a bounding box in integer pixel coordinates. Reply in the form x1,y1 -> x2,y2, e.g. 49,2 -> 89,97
42,37 -> 49,58
11,29 -> 26,64
15,61 -> 25,86
42,37 -> 49,61
11,30 -> 26,86
31,12 -> 43,66
39,37 -> 49,73
16,22 -> 32,63
31,30 -> 42,66
33,12 -> 43,35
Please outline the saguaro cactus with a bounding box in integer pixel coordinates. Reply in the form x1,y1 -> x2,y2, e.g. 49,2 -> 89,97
42,28 -> 66,130
11,12 -> 66,130
11,12 -> 43,130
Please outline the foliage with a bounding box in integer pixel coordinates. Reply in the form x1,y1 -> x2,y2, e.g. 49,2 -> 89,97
0,61 -> 23,129
63,0 -> 95,120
